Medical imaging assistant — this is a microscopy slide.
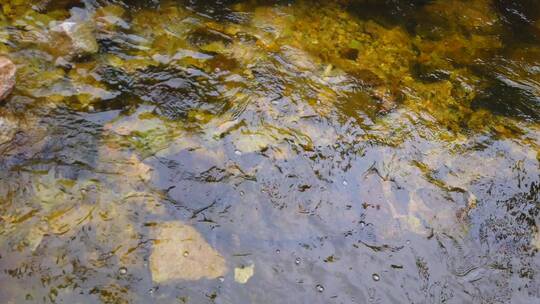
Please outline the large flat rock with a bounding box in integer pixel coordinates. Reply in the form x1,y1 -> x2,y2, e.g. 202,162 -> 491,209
150,222 -> 226,283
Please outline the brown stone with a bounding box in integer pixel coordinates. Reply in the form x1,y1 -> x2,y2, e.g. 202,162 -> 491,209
0,57 -> 16,101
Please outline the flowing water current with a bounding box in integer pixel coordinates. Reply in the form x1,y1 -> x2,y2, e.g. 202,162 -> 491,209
0,0 -> 539,303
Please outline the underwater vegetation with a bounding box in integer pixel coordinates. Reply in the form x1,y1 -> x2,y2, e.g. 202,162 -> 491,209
0,0 -> 539,303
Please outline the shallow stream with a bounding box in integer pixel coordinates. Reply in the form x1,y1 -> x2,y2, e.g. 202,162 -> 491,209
0,0 -> 539,303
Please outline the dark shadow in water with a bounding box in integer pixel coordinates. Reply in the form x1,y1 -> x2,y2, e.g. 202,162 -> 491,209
494,0 -> 540,43
346,0 -> 434,34
472,77 -> 540,122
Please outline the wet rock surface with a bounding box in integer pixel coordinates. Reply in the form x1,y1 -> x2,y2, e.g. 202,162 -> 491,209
0,57 -> 16,101
49,19 -> 98,59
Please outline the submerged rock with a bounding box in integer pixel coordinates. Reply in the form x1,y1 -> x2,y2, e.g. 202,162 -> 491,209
0,57 -> 16,101
50,20 -> 99,59
150,222 -> 226,283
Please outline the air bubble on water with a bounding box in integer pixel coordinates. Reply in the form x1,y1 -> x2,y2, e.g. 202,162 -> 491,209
218,276 -> 225,282
183,251 -> 189,257
359,221 -> 365,227
276,249 -> 281,254
240,191 -> 245,196
316,284 -> 324,292
406,240 -> 411,245
295,257 -> 301,265
235,150 -> 242,156
343,180 -> 348,186
119,267 -> 127,275
372,273 -> 380,281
